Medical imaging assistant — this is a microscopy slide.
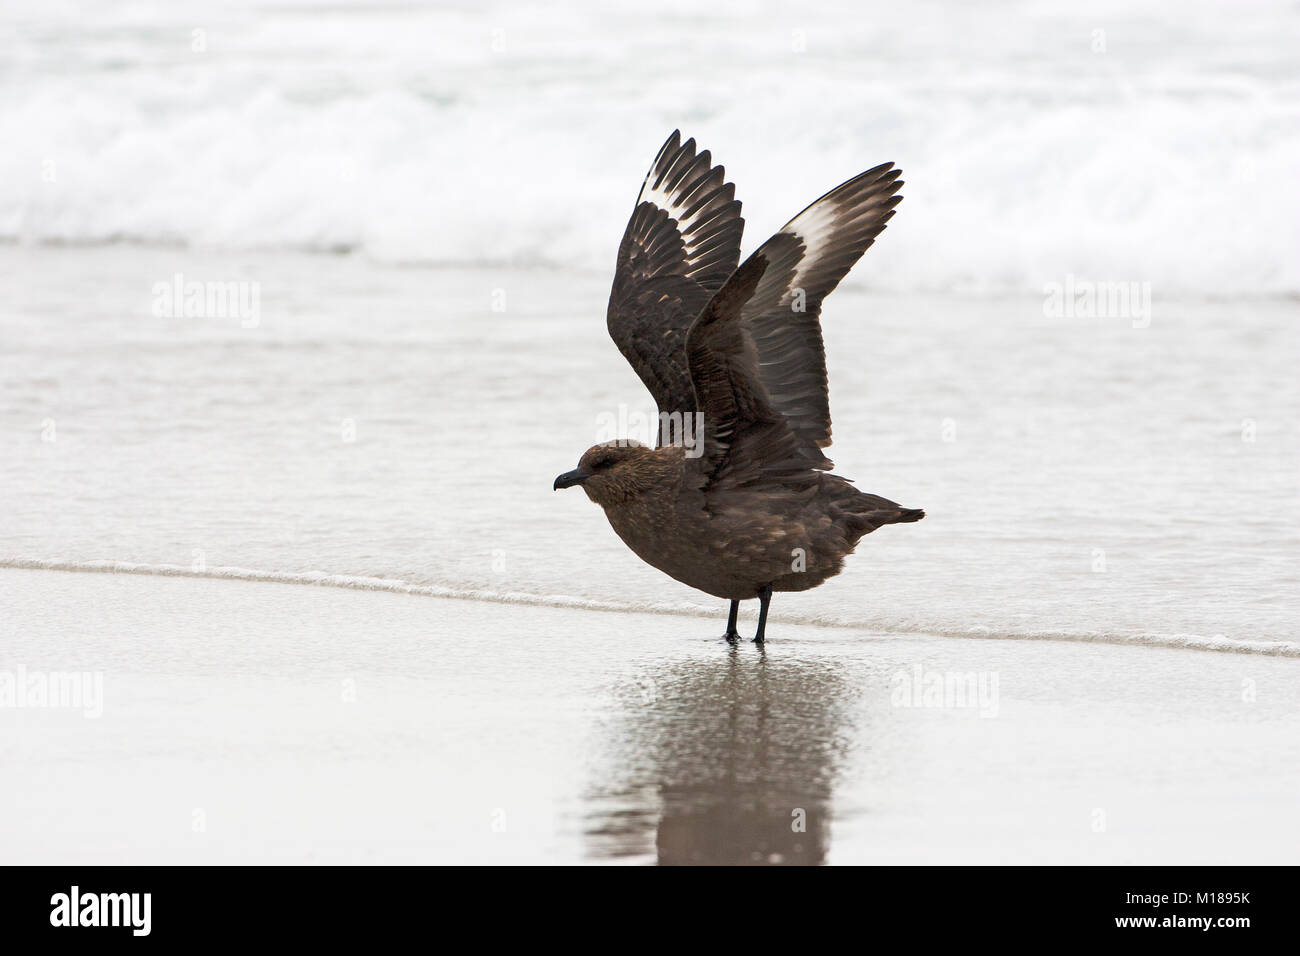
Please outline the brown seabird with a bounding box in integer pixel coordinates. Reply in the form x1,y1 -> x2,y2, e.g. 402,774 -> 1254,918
554,131 -> 923,643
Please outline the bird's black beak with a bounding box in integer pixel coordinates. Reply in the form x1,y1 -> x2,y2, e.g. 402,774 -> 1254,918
553,468 -> 590,490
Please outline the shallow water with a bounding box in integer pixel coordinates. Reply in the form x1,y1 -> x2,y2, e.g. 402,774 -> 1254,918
2,247 -> 1297,655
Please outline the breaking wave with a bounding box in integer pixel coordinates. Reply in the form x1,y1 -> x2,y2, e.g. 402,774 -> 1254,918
3,0 -> 1299,296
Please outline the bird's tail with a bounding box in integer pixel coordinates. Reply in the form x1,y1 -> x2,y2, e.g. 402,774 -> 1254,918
838,493 -> 925,542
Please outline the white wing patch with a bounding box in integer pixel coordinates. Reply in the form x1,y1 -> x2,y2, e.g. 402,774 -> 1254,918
779,199 -> 842,300
770,165 -> 900,302
632,135 -> 731,262
638,172 -> 681,219
638,169 -> 708,257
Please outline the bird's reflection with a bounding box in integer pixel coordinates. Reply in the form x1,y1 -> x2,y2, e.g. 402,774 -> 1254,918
584,645 -> 855,865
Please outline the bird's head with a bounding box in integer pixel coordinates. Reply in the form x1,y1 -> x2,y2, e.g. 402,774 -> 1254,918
553,440 -> 665,506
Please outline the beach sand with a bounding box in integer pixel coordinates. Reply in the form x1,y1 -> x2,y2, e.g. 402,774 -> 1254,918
3,566 -> 1297,865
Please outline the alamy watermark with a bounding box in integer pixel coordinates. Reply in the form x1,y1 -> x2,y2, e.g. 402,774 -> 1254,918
595,404 -> 704,458
1043,275 -> 1151,328
0,665 -> 103,718
151,273 -> 260,328
50,886 -> 150,936
891,664 -> 999,718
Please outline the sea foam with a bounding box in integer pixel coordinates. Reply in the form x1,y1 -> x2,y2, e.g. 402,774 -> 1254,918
3,0 -> 1298,296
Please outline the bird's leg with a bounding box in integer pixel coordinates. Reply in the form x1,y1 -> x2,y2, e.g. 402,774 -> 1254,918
721,600 -> 740,642
753,585 -> 773,644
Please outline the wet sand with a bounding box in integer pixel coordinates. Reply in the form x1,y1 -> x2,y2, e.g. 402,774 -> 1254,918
2,567 -> 1297,865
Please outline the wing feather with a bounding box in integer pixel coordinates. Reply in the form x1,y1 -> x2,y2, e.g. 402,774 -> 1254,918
685,254 -> 820,491
606,132 -> 744,426
741,163 -> 903,464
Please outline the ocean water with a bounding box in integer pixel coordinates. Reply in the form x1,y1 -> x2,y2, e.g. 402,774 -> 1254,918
1,246 -> 1297,656
1,0 -> 1298,657
3,0 -> 1299,295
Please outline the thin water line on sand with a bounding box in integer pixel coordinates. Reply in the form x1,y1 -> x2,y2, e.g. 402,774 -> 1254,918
3,556 -> 1298,658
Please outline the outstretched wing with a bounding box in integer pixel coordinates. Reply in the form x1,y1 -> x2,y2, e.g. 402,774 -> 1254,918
606,131 -> 744,425
685,254 -> 822,493
740,163 -> 903,467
